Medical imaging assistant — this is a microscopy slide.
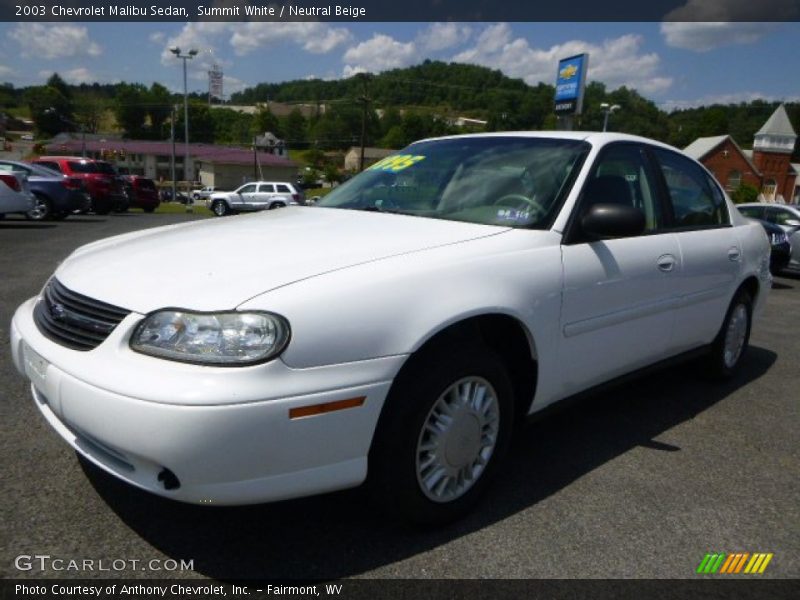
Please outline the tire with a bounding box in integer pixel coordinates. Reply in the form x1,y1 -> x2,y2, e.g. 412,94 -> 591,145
268,202 -> 286,210
143,207 -> 156,213
26,192 -> 52,221
705,288 -> 753,379
212,200 -> 230,217
369,343 -> 515,525
51,212 -> 69,221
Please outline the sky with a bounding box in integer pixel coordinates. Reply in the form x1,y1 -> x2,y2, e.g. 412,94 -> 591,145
0,21 -> 798,110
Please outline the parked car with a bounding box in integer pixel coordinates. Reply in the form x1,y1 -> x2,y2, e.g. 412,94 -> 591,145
11,132 -> 771,524
208,181 -> 303,216
192,186 -> 217,201
737,202 -> 800,270
30,157 -> 127,215
122,175 -> 160,213
0,168 -> 33,218
745,218 -> 791,274
159,188 -> 191,204
0,160 -> 91,220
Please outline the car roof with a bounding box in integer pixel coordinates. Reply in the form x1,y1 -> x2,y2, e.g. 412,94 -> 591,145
413,130 -> 683,153
738,202 -> 798,208
35,156 -> 95,162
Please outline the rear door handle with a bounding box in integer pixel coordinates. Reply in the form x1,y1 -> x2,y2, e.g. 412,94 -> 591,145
657,254 -> 677,272
728,247 -> 741,262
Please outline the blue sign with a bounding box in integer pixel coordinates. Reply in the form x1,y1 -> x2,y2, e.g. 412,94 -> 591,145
554,53 -> 589,115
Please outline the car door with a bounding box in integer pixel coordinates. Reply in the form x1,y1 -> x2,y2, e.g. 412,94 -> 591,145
275,183 -> 293,205
650,147 -> 741,351
233,183 -> 257,210
254,183 -> 276,209
559,143 -> 681,396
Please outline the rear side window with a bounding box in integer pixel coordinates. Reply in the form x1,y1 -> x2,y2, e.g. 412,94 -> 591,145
653,148 -> 729,229
259,184 -> 275,193
276,184 -> 291,194
137,179 -> 156,190
67,161 -> 97,173
36,161 -> 62,173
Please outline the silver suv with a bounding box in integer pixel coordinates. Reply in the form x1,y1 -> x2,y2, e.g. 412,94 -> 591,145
207,181 -> 303,217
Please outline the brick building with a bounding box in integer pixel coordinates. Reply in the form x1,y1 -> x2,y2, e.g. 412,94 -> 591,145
684,104 -> 798,204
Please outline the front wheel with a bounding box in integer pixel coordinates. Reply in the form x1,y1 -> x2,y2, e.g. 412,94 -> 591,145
211,200 -> 230,217
369,343 -> 515,525
706,289 -> 753,379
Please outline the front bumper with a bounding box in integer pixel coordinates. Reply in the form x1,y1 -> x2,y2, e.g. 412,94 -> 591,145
11,297 -> 403,505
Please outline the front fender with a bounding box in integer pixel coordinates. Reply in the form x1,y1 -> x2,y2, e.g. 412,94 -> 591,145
237,229 -> 563,397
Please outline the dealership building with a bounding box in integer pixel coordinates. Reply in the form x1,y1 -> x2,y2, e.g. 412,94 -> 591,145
44,138 -> 298,190
684,104 -> 799,204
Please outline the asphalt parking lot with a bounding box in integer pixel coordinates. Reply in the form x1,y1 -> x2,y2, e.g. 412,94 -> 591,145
0,212 -> 798,581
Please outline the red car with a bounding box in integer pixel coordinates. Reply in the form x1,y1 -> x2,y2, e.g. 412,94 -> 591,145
31,157 -> 128,215
122,175 -> 160,213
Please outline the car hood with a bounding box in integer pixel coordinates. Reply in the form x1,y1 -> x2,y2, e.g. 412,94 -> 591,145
56,207 -> 510,313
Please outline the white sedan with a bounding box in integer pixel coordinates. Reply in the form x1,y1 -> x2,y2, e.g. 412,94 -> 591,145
10,132 -> 771,523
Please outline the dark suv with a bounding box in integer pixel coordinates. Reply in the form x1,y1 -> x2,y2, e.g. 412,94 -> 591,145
122,175 -> 160,213
31,157 -> 128,215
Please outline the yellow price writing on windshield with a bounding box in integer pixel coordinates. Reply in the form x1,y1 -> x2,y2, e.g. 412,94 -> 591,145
368,155 -> 426,172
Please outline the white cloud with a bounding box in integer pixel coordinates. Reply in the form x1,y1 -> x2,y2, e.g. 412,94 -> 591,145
0,65 -> 14,78
9,24 -> 102,59
451,24 -> 674,96
660,22 -> 777,52
228,22 -> 351,56
342,34 -> 418,77
149,31 -> 166,44
664,0 -> 800,20
62,67 -> 99,85
416,23 -> 472,52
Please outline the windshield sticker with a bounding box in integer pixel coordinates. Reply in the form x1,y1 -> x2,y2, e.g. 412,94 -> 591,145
368,155 -> 426,172
496,209 -> 532,222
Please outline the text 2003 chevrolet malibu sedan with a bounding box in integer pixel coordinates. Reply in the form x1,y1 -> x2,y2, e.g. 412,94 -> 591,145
11,132 -> 771,523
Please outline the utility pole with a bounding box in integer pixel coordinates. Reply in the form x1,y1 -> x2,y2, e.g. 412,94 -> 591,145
253,136 -> 258,181
170,105 -> 177,204
356,73 -> 372,172
170,46 -> 198,211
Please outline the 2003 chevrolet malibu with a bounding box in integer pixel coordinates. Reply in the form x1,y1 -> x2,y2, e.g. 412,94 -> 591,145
12,132 -> 771,523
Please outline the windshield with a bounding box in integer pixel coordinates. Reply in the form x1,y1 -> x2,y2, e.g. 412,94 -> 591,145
318,137 -> 589,228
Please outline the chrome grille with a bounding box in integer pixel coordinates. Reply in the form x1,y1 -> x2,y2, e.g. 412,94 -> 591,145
33,278 -> 130,351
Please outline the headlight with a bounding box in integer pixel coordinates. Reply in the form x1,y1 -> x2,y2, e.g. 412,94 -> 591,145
130,310 -> 290,366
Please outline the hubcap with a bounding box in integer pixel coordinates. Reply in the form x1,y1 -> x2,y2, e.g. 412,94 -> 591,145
29,197 -> 47,219
723,304 -> 748,368
214,203 -> 225,216
415,377 -> 500,503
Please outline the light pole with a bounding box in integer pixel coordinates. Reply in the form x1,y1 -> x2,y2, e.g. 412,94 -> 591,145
600,103 -> 621,132
170,46 -> 198,209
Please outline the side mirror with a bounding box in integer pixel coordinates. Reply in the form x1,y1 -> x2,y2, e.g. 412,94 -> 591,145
581,204 -> 646,240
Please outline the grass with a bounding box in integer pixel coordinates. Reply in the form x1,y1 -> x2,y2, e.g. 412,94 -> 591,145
150,202 -> 213,217
305,187 -> 333,198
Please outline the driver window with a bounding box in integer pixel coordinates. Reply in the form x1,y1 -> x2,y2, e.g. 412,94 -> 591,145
239,184 -> 257,194
583,145 -> 662,233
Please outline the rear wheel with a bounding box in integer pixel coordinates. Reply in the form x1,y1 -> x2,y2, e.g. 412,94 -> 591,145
369,343 -> 515,524
143,207 -> 156,213
268,202 -> 286,210
26,192 -> 52,221
212,200 -> 230,217
706,289 -> 753,379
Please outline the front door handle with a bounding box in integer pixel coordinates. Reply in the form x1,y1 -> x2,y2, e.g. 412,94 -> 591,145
657,254 -> 677,272
728,247 -> 742,262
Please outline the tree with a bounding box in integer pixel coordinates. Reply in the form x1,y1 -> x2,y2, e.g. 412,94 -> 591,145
174,101 -> 215,143
114,83 -> 148,137
731,182 -> 759,204
25,84 -> 72,137
284,108 -> 307,145
73,91 -> 107,134
253,106 -> 281,137
147,83 -> 173,139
